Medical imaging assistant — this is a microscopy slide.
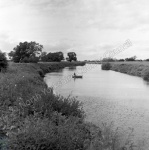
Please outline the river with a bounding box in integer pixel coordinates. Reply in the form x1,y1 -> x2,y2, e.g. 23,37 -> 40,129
44,64 -> 149,148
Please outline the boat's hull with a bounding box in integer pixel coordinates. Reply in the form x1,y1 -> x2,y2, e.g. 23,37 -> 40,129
72,75 -> 83,78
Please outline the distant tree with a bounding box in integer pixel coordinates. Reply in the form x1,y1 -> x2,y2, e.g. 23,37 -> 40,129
40,52 -> 48,62
118,59 -> 125,62
0,51 -> 8,72
41,52 -> 64,62
125,56 -> 137,61
50,52 -> 64,62
136,59 -> 142,61
8,51 -> 15,60
9,41 -> 43,63
40,52 -> 47,58
102,57 -> 115,62
67,52 -> 77,62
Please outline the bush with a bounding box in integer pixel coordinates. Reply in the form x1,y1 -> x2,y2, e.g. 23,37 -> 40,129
17,88 -> 84,119
0,51 -> 8,72
142,70 -> 149,81
20,56 -> 39,63
7,115 -> 90,150
101,62 -> 111,70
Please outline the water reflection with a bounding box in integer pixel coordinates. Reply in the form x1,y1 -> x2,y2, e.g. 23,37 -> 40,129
68,66 -> 76,70
143,80 -> 149,86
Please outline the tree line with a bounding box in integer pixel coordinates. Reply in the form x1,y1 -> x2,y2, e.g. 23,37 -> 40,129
102,56 -> 142,62
8,41 -> 77,63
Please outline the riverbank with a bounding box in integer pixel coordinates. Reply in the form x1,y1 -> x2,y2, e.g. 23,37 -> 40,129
0,61 -> 133,150
0,62 -> 89,149
38,61 -> 86,75
102,61 -> 149,81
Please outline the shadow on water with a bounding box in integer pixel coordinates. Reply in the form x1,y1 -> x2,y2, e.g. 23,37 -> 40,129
68,66 -> 76,70
143,80 -> 149,86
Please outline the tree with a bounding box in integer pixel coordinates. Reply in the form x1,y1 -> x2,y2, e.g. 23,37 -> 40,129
51,52 -> 64,62
8,51 -> 15,60
145,59 -> 149,61
125,56 -> 137,61
67,52 -> 77,62
40,52 -> 47,58
40,52 -> 48,62
40,52 -> 64,62
9,41 -> 43,63
0,51 -> 8,72
118,59 -> 125,62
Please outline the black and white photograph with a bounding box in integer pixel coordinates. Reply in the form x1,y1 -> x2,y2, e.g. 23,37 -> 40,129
0,0 -> 149,149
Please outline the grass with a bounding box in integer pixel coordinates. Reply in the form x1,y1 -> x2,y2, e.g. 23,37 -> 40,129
102,61 -> 149,81
0,61 -> 144,150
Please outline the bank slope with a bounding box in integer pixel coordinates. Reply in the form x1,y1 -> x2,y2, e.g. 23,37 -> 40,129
102,61 -> 149,81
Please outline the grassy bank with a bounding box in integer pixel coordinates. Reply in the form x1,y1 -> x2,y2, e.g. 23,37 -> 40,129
0,62 -> 140,150
102,61 -> 149,81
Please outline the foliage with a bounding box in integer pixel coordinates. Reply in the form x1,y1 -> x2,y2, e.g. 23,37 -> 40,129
67,52 -> 77,62
125,56 -> 137,61
0,51 -> 8,72
102,57 -> 116,62
40,52 -> 47,61
145,59 -> 149,61
41,52 -> 64,62
101,62 -> 111,70
8,41 -> 43,63
7,114 -> 91,150
118,59 -> 125,62
142,70 -> 149,81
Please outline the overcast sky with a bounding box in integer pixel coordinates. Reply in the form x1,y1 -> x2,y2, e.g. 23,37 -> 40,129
0,0 -> 149,60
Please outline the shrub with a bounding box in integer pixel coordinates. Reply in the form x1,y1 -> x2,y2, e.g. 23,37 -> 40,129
101,62 -> 111,70
0,51 -> 8,72
6,114 -> 91,150
17,88 -> 84,119
142,70 -> 149,81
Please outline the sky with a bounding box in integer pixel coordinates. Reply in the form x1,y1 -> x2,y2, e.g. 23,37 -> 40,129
0,0 -> 149,60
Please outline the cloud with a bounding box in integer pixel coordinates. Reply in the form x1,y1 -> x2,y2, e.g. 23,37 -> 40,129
0,0 -> 149,60
44,42 -> 72,53
0,32 -> 17,52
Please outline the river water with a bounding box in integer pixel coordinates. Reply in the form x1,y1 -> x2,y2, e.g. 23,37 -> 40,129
44,64 -> 149,147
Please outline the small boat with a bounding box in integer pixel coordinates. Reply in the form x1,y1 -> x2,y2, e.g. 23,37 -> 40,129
72,75 -> 83,78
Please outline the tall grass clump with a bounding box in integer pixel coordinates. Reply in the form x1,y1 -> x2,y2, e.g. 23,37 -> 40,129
101,62 -> 111,70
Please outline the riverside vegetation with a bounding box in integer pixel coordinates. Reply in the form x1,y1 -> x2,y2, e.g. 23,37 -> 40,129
102,61 -> 149,81
0,61 -> 143,150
